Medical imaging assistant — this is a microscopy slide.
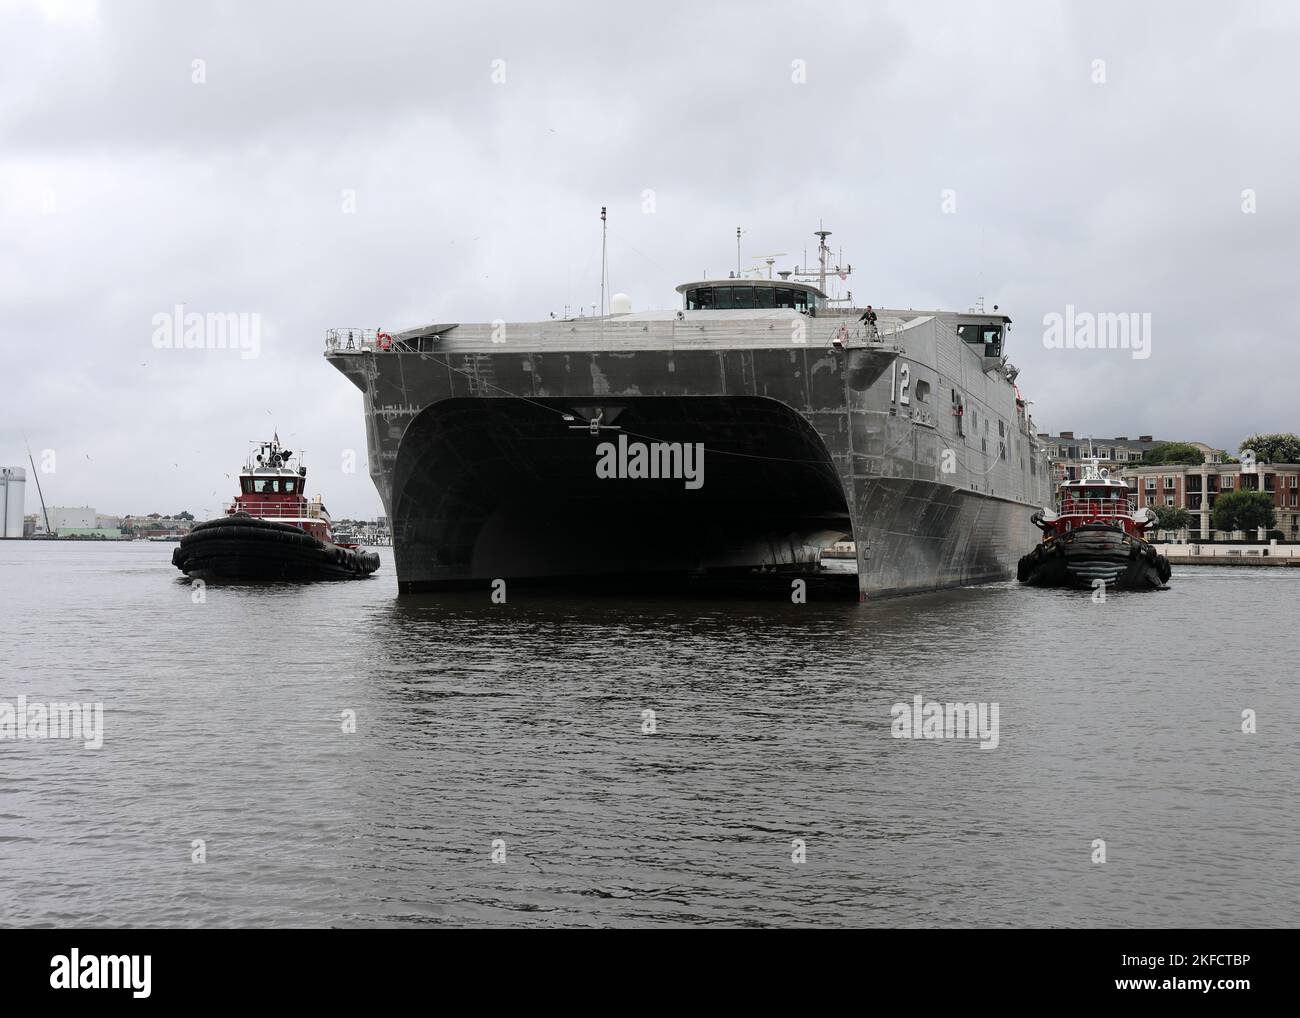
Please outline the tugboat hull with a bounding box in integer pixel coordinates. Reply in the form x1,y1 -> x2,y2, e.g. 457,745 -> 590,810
172,515 -> 379,582
1017,525 -> 1170,590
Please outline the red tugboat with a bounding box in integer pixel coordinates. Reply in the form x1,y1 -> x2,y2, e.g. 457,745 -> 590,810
1017,462 -> 1171,590
172,436 -> 379,581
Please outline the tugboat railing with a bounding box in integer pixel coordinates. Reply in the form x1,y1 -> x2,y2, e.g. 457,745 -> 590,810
228,499 -> 327,520
1058,497 -> 1138,516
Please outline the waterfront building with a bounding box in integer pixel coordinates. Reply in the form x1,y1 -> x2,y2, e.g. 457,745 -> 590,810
1,467 -> 25,538
47,506 -> 97,533
1119,461 -> 1300,541
122,514 -> 195,538
1040,433 -> 1161,483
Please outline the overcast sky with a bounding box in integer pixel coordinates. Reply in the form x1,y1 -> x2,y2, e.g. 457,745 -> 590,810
3,0 -> 1298,519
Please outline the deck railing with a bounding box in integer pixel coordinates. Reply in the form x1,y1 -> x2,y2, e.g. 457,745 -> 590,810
1059,497 -> 1138,515
228,499 -> 325,520
325,314 -> 911,354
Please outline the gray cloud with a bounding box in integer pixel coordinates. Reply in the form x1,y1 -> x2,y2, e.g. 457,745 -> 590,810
2,0 -> 1298,517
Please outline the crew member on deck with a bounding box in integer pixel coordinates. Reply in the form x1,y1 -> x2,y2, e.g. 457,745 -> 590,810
859,305 -> 879,337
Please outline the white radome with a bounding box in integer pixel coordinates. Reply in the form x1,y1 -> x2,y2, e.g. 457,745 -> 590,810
610,293 -> 632,314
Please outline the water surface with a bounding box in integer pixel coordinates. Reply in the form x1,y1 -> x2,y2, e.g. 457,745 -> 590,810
1,541 -> 1295,927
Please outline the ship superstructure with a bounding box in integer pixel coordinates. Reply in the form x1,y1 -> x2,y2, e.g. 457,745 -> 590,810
325,226 -> 1053,598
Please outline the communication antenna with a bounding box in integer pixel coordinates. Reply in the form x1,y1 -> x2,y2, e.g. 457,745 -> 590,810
751,253 -> 788,279
814,226 -> 832,293
736,227 -> 743,278
786,224 -> 852,297
599,206 -> 608,317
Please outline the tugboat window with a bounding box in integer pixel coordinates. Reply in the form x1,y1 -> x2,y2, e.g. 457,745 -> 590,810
957,324 -> 981,344
714,287 -> 737,309
755,286 -> 775,309
776,288 -> 794,307
732,286 -> 757,309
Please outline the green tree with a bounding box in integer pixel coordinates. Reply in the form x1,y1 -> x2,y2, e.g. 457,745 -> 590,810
1212,490 -> 1277,534
1141,442 -> 1205,466
1239,433 -> 1300,464
1151,505 -> 1191,537
176,511 -> 194,520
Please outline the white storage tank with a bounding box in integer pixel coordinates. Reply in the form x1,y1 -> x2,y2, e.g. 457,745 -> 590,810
1,467 -> 25,539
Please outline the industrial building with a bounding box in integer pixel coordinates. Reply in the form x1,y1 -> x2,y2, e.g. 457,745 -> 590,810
46,506 -> 98,533
1,467 -> 25,538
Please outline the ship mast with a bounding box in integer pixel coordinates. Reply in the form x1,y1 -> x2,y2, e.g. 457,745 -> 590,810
599,206 -> 608,318
814,227 -> 831,294
785,223 -> 852,300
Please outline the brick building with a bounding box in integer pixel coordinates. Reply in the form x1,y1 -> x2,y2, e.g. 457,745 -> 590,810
1119,462 -> 1300,541
1038,433 -> 1172,483
1038,432 -> 1225,484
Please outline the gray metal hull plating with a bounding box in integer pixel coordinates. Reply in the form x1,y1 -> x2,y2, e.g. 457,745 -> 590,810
326,310 -> 1053,599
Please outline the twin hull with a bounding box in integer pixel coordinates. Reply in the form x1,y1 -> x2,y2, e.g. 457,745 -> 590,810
327,313 -> 1053,599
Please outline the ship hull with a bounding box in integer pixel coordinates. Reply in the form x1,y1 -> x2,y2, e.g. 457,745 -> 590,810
1017,525 -> 1170,590
326,308 -> 1055,599
172,515 -> 380,582
378,394 -> 1042,599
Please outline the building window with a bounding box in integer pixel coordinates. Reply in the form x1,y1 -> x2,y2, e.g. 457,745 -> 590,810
1290,475 -> 1297,488
1222,476 -> 1233,489
1165,496 -> 1174,507
1145,478 -> 1156,490
1164,477 -> 1175,490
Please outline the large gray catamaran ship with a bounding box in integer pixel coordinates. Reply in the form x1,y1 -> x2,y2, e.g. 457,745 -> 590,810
326,226 -> 1053,599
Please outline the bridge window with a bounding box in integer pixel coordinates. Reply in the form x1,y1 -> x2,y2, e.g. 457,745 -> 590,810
981,324 -> 1003,357
686,287 -> 715,310
915,380 -> 930,403
685,285 -> 816,312
957,323 -> 1004,357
